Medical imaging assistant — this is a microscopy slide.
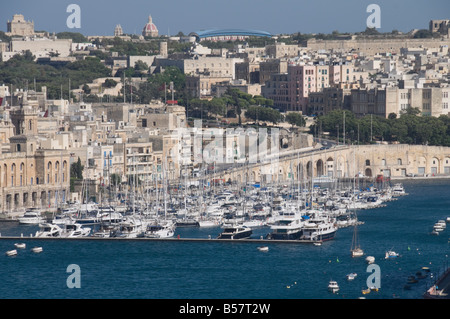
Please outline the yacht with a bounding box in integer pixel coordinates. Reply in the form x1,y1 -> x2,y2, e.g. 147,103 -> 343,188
217,225 -> 252,240
434,220 -> 446,231
328,280 -> 339,293
35,223 -> 63,237
392,183 -> 406,196
267,211 -> 304,240
144,220 -> 175,238
61,222 -> 91,238
301,211 -> 337,241
385,250 -> 399,259
111,217 -> 146,238
18,209 -> 45,224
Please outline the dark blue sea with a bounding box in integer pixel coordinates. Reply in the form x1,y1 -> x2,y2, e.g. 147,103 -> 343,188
0,179 -> 449,300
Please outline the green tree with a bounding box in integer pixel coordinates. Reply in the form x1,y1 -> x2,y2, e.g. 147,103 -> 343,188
286,112 -> 306,128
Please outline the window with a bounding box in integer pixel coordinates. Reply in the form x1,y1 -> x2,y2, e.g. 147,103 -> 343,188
365,160 -> 370,166
397,158 -> 402,165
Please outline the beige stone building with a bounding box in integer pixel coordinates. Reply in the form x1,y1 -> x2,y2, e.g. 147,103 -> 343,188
0,105 -> 70,215
3,37 -> 72,62
351,87 -> 450,118
185,75 -> 233,98
6,14 -> 34,37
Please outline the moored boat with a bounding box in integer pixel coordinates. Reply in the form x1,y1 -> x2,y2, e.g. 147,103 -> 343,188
31,247 -> 43,253
35,223 -> 63,237
18,209 -> 45,225
5,249 -> 17,256
217,225 -> 252,240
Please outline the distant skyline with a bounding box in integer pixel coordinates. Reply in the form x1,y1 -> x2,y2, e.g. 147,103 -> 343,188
1,0 -> 449,37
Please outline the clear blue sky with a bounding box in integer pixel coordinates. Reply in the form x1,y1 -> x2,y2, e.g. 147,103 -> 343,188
1,0 -> 448,36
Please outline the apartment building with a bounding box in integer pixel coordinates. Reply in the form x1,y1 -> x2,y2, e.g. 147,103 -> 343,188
351,87 -> 450,118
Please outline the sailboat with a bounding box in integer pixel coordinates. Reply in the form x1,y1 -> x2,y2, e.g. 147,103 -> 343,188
350,213 -> 364,257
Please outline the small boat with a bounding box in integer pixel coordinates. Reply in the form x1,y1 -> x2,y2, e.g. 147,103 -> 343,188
5,249 -> 17,257
14,243 -> 26,249
328,280 -> 339,293
366,256 -> 375,264
407,275 -> 418,284
385,250 -> 399,259
362,288 -> 371,295
351,248 -> 364,257
421,267 -> 431,273
446,217 -> 450,223
347,273 -> 357,281
31,247 -> 43,253
415,271 -> 427,279
257,246 -> 269,252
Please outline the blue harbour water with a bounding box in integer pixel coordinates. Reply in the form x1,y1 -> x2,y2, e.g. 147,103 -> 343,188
0,179 -> 449,299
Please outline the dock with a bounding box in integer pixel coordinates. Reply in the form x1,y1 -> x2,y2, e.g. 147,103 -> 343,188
0,235 -> 322,244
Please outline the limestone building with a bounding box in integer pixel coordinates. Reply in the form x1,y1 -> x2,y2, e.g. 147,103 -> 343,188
350,87 -> 450,118
114,24 -> 124,37
0,105 -> 71,215
6,14 -> 34,37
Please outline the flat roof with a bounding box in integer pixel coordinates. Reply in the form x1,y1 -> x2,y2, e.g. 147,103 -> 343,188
189,29 -> 272,41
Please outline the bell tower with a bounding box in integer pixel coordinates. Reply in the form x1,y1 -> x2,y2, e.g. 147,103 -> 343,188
10,105 -> 38,136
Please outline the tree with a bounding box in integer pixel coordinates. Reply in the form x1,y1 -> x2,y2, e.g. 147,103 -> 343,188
70,157 -> 84,180
103,78 -> 117,88
286,112 -> 306,128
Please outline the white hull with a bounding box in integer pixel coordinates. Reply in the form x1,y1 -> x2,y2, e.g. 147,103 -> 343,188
31,247 -> 43,253
6,249 -> 17,256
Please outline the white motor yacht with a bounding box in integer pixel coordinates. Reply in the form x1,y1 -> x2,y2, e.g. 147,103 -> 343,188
328,280 -> 339,293
35,223 -> 63,237
392,183 -> 406,196
61,222 -> 91,237
267,211 -> 304,240
144,220 -> 175,238
18,209 -> 45,224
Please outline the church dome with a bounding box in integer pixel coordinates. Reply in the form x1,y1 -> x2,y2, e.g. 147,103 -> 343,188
142,15 -> 158,37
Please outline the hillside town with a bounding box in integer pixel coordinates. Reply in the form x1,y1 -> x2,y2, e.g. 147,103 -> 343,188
0,13 -> 449,215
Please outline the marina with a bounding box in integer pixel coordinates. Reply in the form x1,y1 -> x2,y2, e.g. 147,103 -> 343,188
0,178 -> 449,299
